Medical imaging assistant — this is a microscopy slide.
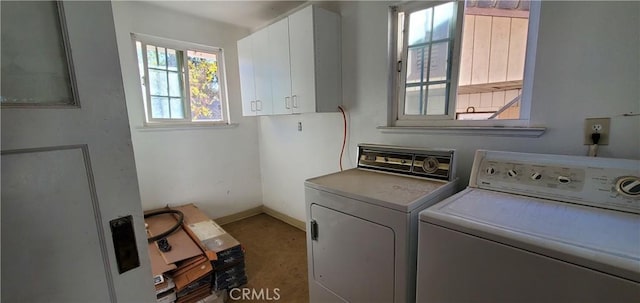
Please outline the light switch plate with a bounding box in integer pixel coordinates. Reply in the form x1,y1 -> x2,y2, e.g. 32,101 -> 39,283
584,117 -> 610,145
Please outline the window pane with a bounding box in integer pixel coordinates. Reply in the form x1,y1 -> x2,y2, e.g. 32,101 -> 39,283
149,69 -> 168,96
169,98 -> 184,119
408,8 -> 432,45
425,84 -> 447,115
453,3 -> 530,120
432,2 -> 454,41
406,46 -> 427,84
151,97 -> 169,118
146,45 -> 158,68
428,42 -> 449,81
136,42 -> 147,105
1,1 -> 74,105
136,42 -> 144,77
167,49 -> 178,71
168,72 -> 181,97
404,85 -> 424,115
157,47 -> 167,68
187,50 -> 223,121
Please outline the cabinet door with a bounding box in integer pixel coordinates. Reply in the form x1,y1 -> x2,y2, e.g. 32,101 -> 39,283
269,18 -> 293,115
288,6 -> 316,114
251,28 -> 273,115
237,35 -> 256,116
310,204 -> 395,303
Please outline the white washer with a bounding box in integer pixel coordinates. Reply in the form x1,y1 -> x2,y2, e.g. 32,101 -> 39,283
305,144 -> 459,303
417,150 -> 640,302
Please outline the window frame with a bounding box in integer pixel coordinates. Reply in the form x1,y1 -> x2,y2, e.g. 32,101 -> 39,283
132,33 -> 230,126
389,0 -> 541,128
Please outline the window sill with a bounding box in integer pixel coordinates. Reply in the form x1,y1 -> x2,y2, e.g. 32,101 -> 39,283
377,125 -> 546,137
136,122 -> 239,132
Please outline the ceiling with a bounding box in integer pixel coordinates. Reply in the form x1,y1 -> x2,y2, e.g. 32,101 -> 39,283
141,0 -> 307,30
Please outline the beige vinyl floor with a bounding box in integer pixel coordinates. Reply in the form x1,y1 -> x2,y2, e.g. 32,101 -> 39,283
223,214 -> 309,303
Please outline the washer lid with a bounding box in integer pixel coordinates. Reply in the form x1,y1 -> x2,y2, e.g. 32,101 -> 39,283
305,168 -> 456,212
421,188 -> 640,282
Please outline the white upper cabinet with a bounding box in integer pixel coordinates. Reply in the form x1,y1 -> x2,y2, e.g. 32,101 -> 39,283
237,36 -> 257,116
269,18 -> 293,115
237,27 -> 273,116
237,5 -> 341,116
251,28 -> 273,115
289,5 -> 341,114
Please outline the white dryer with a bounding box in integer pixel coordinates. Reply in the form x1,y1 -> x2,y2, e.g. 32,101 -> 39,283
305,144 -> 458,303
417,150 -> 640,302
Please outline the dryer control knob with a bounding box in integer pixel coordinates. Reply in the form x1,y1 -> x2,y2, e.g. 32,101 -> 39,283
486,167 -> 496,175
422,157 -> 440,173
531,172 -> 542,181
557,176 -> 571,184
507,169 -> 518,178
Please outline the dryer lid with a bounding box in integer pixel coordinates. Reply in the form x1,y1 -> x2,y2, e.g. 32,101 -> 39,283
422,188 -> 640,282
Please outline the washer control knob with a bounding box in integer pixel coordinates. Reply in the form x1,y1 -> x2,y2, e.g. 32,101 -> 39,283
507,169 -> 518,178
616,176 -> 640,197
531,172 -> 542,181
557,176 -> 571,184
486,167 -> 496,175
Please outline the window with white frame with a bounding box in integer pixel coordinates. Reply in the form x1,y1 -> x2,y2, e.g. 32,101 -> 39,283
134,35 -> 229,124
392,0 -> 536,126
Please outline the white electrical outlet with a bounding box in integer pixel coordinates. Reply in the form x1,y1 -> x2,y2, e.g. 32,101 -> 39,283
584,117 -> 610,145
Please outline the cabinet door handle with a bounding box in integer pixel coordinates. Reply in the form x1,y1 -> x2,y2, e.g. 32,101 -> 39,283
256,100 -> 262,111
292,95 -> 298,108
310,220 -> 318,240
250,101 -> 256,111
285,96 -> 291,109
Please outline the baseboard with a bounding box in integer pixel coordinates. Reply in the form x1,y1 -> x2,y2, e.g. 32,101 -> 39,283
262,206 -> 306,232
215,206 -> 263,226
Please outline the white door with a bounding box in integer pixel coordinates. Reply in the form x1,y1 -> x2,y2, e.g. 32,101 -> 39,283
310,204 -> 395,303
269,18 -> 293,115
251,28 -> 273,115
1,2 -> 154,302
289,6 -> 316,114
237,35 -> 257,116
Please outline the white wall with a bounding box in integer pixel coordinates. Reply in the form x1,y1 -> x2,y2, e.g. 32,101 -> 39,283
260,1 -> 640,222
112,2 -> 263,218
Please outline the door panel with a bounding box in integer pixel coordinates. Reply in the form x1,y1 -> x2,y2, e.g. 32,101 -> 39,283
237,35 -> 256,116
0,1 -> 154,302
2,147 -> 113,302
289,6 -> 316,114
252,28 -> 273,115
310,204 -> 395,303
269,18 -> 292,115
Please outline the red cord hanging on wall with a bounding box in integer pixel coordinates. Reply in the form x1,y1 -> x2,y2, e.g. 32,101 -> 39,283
338,106 -> 347,171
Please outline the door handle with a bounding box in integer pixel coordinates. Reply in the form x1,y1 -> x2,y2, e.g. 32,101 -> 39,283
292,95 -> 298,108
250,101 -> 256,111
110,216 -> 140,274
310,220 -> 318,240
256,100 -> 262,111
285,96 -> 291,109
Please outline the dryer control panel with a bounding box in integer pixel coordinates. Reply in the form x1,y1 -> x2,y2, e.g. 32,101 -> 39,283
470,150 -> 640,214
357,144 -> 456,182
